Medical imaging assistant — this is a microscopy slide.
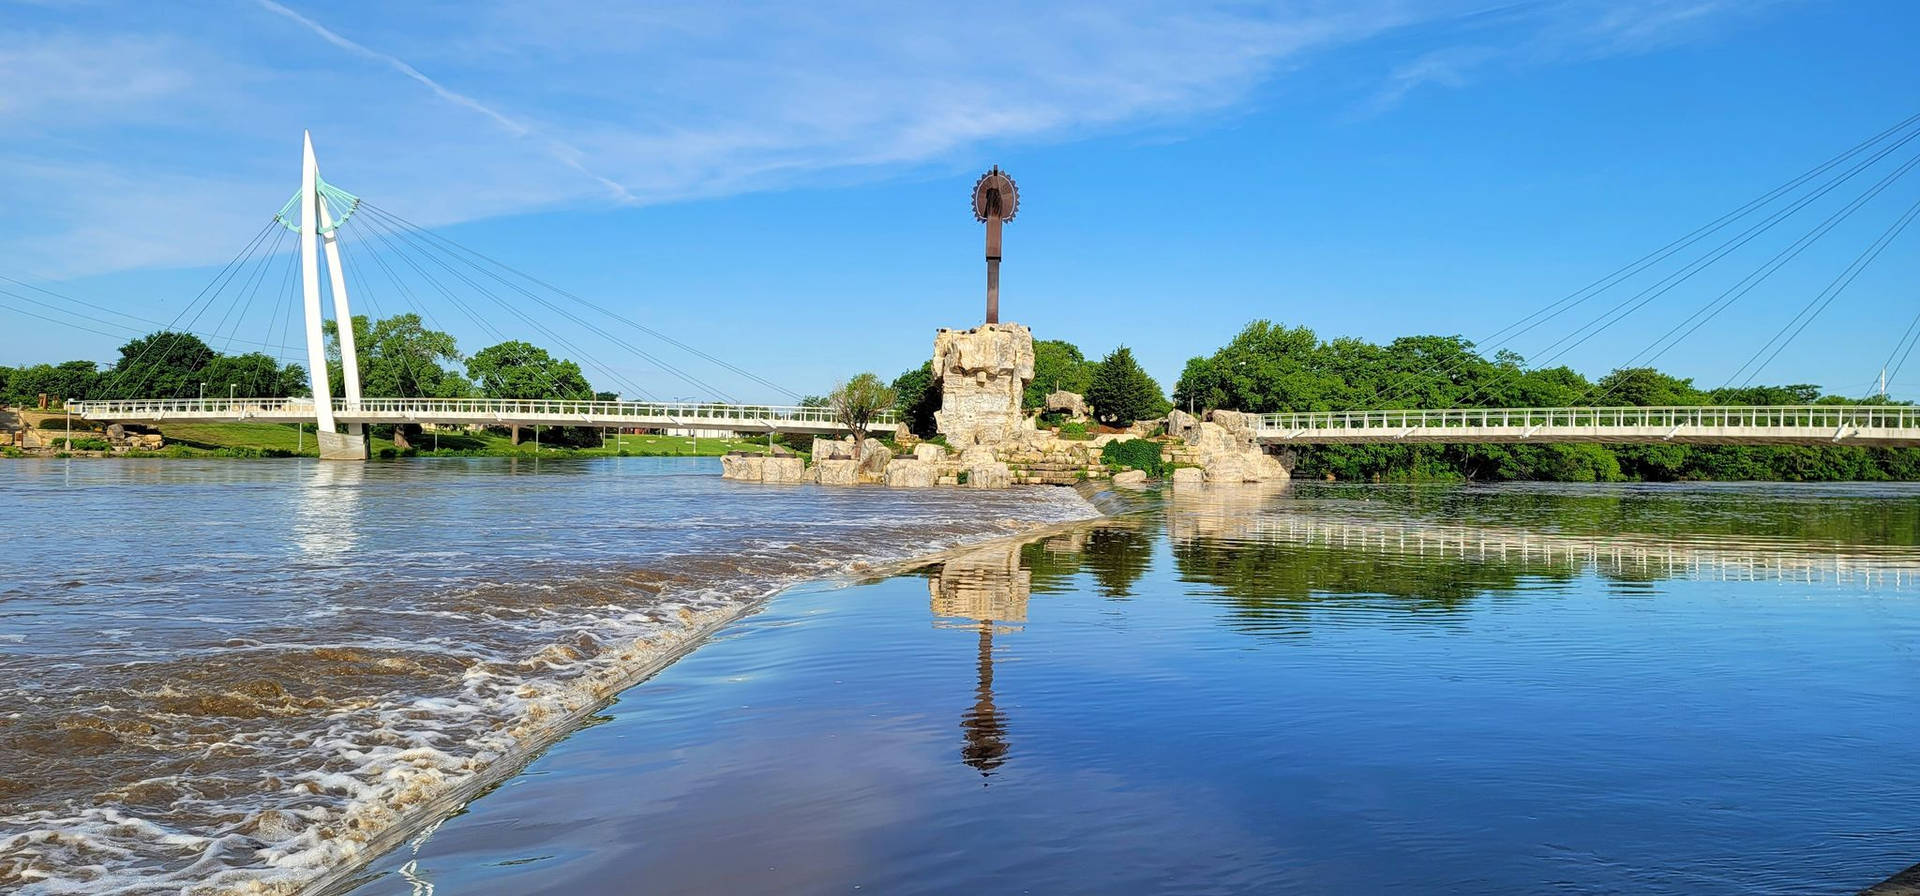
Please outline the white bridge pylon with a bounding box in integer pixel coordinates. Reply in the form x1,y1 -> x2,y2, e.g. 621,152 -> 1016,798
298,130 -> 368,460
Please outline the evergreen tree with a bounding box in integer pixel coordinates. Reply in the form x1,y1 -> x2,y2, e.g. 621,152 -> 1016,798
1085,346 -> 1170,426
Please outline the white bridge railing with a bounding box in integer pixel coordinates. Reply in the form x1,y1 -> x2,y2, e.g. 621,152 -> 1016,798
69,397 -> 895,432
1253,404 -> 1920,446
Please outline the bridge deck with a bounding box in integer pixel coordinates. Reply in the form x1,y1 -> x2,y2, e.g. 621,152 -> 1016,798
1255,405 -> 1920,448
70,397 -> 893,436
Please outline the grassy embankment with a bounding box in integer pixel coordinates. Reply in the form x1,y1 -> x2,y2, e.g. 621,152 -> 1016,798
6,413 -> 786,459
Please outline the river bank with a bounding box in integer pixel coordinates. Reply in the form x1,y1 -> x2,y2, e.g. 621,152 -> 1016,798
0,459 -> 1104,895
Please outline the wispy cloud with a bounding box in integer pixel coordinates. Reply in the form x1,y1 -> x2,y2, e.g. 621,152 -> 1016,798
252,0 -> 635,202
0,0 -> 1784,279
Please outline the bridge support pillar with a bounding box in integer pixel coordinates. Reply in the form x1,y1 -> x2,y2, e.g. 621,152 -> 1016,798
299,131 -> 367,460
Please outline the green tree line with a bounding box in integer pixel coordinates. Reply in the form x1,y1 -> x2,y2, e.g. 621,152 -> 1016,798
3,316 -> 610,447
1174,320 -> 1920,482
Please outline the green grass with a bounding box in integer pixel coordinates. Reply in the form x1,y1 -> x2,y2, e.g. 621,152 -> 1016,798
138,423 -> 784,459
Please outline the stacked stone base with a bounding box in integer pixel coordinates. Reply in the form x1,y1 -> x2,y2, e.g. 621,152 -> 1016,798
721,408 -> 1289,490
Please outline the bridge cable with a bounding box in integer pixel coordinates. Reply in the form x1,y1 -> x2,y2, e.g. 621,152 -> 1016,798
1435,132 -> 1920,409
357,205 -> 729,403
1723,192 -> 1920,390
347,210 -> 646,402
352,208 -> 660,401
353,204 -> 711,401
105,217 -> 282,399
1356,111 -> 1920,409
1577,148 -> 1920,404
362,201 -> 803,402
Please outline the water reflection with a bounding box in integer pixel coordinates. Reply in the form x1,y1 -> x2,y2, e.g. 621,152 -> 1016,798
291,460 -> 365,559
1161,482 -> 1920,637
928,544 -> 1030,778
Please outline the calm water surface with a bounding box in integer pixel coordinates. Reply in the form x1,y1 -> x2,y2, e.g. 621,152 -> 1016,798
0,458 -> 1098,894
338,480 -> 1920,896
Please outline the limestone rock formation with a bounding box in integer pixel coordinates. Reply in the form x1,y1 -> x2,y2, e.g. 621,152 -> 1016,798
811,459 -> 859,486
933,322 -> 1034,448
1168,409 -> 1289,484
967,461 -> 1013,489
1044,389 -> 1088,419
1171,467 -> 1204,488
884,458 -> 938,487
719,453 -> 807,483
1112,469 -> 1148,487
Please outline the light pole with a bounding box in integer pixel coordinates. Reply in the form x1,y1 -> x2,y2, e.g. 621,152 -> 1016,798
198,382 -> 206,410
229,383 -> 237,411
674,396 -> 698,455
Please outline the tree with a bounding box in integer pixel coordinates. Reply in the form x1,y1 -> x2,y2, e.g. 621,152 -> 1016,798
326,314 -> 470,450
1084,346 -> 1170,426
466,340 -> 592,399
6,361 -> 102,406
1172,320 -> 1336,413
466,340 -> 595,446
1025,339 -> 1092,409
326,314 -> 470,399
890,361 -> 938,437
829,372 -> 895,461
1593,368 -> 1703,407
201,352 -> 306,398
106,331 -> 214,399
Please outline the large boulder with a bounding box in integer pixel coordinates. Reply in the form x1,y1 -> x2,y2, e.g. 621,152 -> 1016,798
912,443 -> 947,464
967,461 -> 1013,489
811,459 -> 859,486
1171,467 -> 1204,489
884,458 -> 938,488
1044,389 -> 1088,419
1112,469 -> 1148,487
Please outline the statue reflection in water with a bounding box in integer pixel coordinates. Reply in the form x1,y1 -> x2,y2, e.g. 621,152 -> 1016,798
928,543 -> 1031,780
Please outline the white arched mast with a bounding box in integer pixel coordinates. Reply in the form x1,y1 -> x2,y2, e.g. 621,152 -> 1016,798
298,130 -> 367,459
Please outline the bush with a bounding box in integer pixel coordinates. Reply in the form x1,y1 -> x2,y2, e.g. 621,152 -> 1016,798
1057,421 -> 1093,440
67,438 -> 110,451
1,446 -> 21,458
1101,439 -> 1167,478
377,447 -> 397,459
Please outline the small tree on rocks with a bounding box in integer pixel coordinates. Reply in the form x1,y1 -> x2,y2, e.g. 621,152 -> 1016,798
830,372 -> 896,461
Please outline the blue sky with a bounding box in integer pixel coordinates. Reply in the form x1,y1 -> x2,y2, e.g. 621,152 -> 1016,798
2,0 -> 1917,402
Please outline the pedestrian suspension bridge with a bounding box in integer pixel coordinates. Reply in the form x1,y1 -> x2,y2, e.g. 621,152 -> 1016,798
25,115 -> 1920,459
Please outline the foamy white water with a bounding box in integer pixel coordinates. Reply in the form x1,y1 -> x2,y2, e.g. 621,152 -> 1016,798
0,458 -> 1099,894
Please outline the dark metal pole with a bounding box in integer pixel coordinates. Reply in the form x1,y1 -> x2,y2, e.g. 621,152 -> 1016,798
985,215 -> 1002,324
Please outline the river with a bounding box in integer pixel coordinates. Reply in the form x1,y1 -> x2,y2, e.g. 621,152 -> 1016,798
4,464 -> 1920,894
0,458 -> 1098,894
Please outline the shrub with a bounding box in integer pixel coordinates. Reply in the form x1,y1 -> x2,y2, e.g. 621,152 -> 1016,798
377,447 -> 397,459
67,438 -> 110,451
1101,439 -> 1166,478
1057,421 -> 1093,441
1,446 -> 21,458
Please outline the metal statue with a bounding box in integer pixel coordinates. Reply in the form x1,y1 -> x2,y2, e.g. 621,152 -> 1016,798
971,166 -> 1019,324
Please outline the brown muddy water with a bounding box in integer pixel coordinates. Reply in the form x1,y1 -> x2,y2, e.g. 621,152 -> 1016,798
0,457 -> 1100,894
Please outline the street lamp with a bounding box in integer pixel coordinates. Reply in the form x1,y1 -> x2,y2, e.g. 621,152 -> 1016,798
198,382 -> 206,409
673,396 -> 699,455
